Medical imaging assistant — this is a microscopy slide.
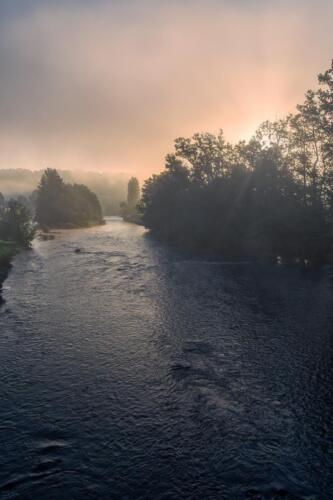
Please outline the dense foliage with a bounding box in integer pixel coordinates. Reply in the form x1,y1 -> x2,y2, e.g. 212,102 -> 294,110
0,196 -> 34,303
35,169 -> 104,229
0,168 -> 127,215
0,195 -> 35,249
139,61 -> 333,265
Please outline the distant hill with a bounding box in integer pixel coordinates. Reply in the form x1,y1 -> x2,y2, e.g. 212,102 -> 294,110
0,169 -> 128,215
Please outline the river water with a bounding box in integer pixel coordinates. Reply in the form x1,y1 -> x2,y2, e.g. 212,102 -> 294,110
0,217 -> 332,499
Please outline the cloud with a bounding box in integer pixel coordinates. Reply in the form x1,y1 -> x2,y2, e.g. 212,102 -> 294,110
0,0 -> 332,178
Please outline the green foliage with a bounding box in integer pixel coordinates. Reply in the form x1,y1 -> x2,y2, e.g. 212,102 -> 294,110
0,196 -> 35,249
140,61 -> 333,265
35,169 -> 104,228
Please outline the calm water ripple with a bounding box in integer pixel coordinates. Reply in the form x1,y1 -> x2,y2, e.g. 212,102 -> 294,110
0,218 -> 332,499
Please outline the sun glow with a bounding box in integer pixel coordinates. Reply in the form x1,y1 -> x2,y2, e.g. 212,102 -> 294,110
0,1 -> 332,178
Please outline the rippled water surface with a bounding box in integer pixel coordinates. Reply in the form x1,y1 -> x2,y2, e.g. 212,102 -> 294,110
0,218 -> 332,499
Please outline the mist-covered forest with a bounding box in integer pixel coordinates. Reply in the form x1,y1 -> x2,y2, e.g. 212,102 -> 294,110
2,62 -> 333,267
34,169 -> 104,229
0,168 -> 127,215
1,0 -> 333,494
139,61 -> 333,266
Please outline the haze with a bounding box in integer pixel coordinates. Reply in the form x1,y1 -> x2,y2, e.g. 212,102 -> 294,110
0,0 -> 332,179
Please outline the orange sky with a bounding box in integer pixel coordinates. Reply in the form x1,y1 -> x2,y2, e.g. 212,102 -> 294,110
0,0 -> 332,180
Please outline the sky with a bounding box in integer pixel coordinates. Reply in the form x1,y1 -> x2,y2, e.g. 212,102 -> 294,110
0,0 -> 332,180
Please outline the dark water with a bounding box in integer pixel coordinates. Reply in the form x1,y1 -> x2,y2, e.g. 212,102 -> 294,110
0,218 -> 332,499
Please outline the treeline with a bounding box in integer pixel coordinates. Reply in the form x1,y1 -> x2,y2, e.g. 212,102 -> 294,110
0,168 -> 104,250
0,168 -> 105,300
0,168 -> 127,215
139,61 -> 333,265
35,169 -> 104,229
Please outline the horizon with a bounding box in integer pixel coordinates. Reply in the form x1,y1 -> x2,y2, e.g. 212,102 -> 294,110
1,4 -> 333,497
0,0 -> 333,179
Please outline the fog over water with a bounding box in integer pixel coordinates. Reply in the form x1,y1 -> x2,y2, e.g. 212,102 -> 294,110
0,218 -> 332,498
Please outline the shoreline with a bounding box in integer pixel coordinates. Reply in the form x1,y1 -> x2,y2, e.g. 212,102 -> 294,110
143,229 -> 332,269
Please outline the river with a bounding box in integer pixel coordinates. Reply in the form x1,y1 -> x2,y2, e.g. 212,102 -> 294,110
0,217 -> 332,499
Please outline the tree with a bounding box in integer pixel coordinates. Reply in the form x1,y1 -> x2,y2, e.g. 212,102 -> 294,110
0,193 -> 5,215
127,177 -> 140,208
35,169 -> 103,228
139,62 -> 333,265
121,177 -> 141,223
35,168 -> 67,228
318,60 -> 333,141
0,200 -> 35,248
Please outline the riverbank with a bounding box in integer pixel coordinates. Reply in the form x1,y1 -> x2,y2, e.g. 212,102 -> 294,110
122,213 -> 141,224
0,240 -> 18,304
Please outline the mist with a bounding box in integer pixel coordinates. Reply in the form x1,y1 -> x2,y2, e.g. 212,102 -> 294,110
0,168 -> 128,215
0,0 -> 333,177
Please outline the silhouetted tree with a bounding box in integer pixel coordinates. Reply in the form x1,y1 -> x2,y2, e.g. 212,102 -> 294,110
139,61 -> 333,265
35,169 -> 103,228
0,168 -> 128,216
0,193 -> 5,215
127,177 -> 140,208
121,177 -> 141,223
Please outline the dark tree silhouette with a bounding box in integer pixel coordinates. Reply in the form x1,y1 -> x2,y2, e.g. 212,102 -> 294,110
121,177 -> 141,223
139,62 -> 333,266
127,177 -> 140,208
35,169 -> 103,229
0,193 -> 5,215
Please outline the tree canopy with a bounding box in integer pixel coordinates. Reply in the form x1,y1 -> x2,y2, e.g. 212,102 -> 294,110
139,61 -> 333,265
35,169 -> 104,229
0,168 -> 127,216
